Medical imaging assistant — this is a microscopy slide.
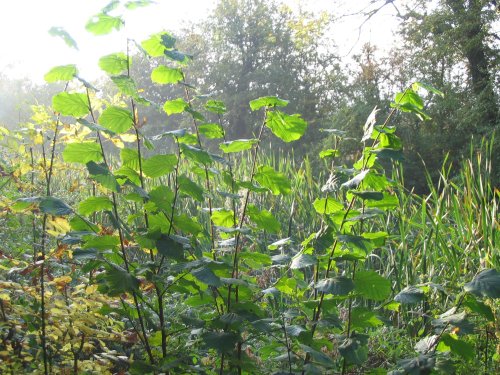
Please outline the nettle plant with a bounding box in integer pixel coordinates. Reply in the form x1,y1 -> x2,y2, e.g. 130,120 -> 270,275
0,2 -> 499,375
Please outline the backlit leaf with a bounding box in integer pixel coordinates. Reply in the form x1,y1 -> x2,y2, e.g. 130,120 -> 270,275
63,142 -> 103,164
44,65 -> 77,83
99,106 -> 134,134
151,65 -> 183,84
52,92 -> 89,117
265,111 -> 307,142
86,13 -> 123,35
254,165 -> 291,195
98,53 -> 128,75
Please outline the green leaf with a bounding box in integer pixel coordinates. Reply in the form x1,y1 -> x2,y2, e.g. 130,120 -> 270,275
338,333 -> 369,365
290,253 -> 317,269
464,269 -> 500,299
205,100 -> 226,114
265,111 -> 307,142
180,144 -> 212,165
198,123 -> 224,139
120,148 -> 141,170
440,334 -> 474,361
395,90 -> 424,110
99,106 -> 134,134
394,286 -> 425,304
315,277 -> 354,295
319,149 -> 340,159
79,196 -> 113,216
98,53 -> 128,75
86,13 -> 123,35
52,92 -> 89,117
313,198 -> 343,214
351,308 -> 384,329
178,175 -> 204,202
48,27 -> 78,49
299,344 -> 335,368
77,118 -> 115,135
463,295 -> 495,321
254,165 -> 291,195
83,235 -> 120,250
413,81 -> 444,97
211,210 -> 235,227
246,204 -> 280,233
142,154 -> 177,178
156,235 -> 184,260
192,266 -> 222,287
249,96 -> 288,111
86,162 -> 121,193
63,142 -> 103,164
354,270 -> 391,301
39,197 -> 73,216
111,75 -> 138,97
163,98 -> 188,115
141,32 -> 173,57
44,65 -> 77,83
101,264 -> 139,296
220,139 -> 257,153
151,66 -> 183,84
148,186 -> 174,212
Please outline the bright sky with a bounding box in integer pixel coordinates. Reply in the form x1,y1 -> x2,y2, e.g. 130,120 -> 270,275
0,0 -> 399,84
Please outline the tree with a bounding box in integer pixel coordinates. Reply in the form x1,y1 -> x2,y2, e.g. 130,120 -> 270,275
181,0 -> 346,150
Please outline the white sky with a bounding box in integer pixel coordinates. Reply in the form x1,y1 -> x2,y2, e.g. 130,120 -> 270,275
0,0 -> 399,84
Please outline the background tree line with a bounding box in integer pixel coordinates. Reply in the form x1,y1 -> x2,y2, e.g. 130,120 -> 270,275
1,0 -> 498,192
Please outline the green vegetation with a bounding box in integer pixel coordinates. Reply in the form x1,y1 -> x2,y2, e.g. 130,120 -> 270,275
0,1 -> 498,374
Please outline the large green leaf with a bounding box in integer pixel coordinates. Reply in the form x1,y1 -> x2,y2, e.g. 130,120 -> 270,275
249,96 -> 288,111
156,235 -> 184,260
163,98 -> 188,115
86,13 -> 123,35
142,154 -> 177,178
338,333 -> 369,365
180,144 -> 212,165
79,196 -> 113,216
205,100 -> 226,114
99,106 -> 134,134
178,175 -> 204,202
315,277 -> 354,295
98,53 -> 128,75
52,92 -> 89,117
290,253 -> 317,269
120,148 -> 141,170
198,123 -> 224,139
394,285 -> 425,304
313,198 -> 343,214
44,65 -> 77,83
151,66 -> 183,84
246,204 -> 280,233
354,270 -> 391,301
439,334 -> 474,361
265,111 -> 307,142
211,209 -> 235,228
220,139 -> 258,153
63,142 -> 103,164
254,165 -> 291,195
39,197 -> 73,216
192,266 -> 222,287
100,264 -> 140,296
86,162 -> 121,193
464,269 -> 500,298
141,32 -> 173,57
111,75 -> 138,97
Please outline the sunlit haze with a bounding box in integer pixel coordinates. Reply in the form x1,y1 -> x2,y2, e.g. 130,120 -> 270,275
0,0 -> 398,83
